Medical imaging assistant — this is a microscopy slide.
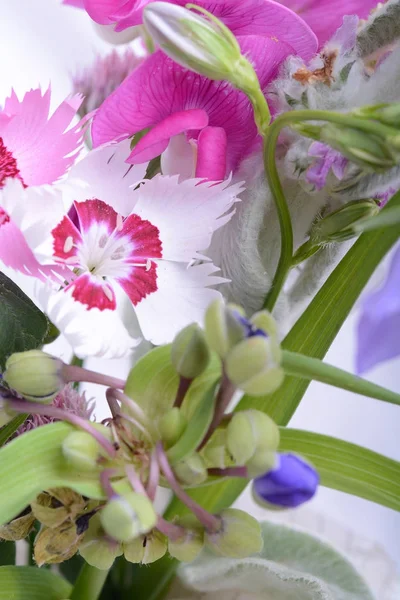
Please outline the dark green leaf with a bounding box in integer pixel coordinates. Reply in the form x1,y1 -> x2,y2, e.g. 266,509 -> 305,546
0,413 -> 28,446
0,272 -> 49,371
0,566 -> 71,599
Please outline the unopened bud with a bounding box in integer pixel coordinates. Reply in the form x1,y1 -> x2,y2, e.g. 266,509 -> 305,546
168,517 -> 204,562
0,508 -> 35,541
245,450 -> 278,478
62,431 -> 103,471
174,453 -> 207,485
0,393 -> 16,427
205,509 -> 263,558
100,493 -> 157,543
124,530 -> 167,564
3,350 -> 63,402
353,103 -> 400,128
320,124 -> 396,171
253,453 -> 319,509
204,300 -> 247,358
159,408 -> 187,448
202,428 -> 233,469
311,199 -> 380,243
226,410 -> 280,464
79,513 -> 123,570
171,324 -> 210,379
225,337 -> 284,396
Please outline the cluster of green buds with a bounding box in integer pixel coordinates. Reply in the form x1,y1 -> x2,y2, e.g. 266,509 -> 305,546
0,302 -> 319,570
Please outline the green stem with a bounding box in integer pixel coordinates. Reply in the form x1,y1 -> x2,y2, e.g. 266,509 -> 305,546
282,350 -> 400,406
262,108 -> 399,311
70,563 -> 109,600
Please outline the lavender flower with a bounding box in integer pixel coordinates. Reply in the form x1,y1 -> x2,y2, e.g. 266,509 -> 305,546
306,142 -> 348,190
253,453 -> 319,508
72,49 -> 144,117
356,243 -> 400,374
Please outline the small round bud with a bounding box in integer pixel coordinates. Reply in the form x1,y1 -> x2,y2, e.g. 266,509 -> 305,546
202,429 -> 233,469
159,408 -> 187,448
174,453 -> 207,486
226,410 -> 280,464
79,513 -> 123,570
204,300 -> 246,358
171,324 -> 210,379
3,350 -> 63,402
100,493 -> 157,543
253,453 -> 319,508
124,530 -> 167,564
311,199 -> 380,243
225,337 -> 284,396
205,509 -> 263,558
168,518 -> 204,562
62,431 -> 102,471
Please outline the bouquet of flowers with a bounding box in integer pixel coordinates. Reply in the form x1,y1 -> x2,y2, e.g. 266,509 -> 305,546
0,0 -> 399,598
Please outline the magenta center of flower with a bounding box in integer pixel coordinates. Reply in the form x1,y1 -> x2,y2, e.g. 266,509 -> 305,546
52,198 -> 162,311
0,137 -> 25,189
0,207 -> 10,226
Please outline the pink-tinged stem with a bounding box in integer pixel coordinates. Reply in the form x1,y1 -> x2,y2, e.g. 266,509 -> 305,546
208,466 -> 248,478
156,442 -> 220,533
146,451 -> 160,502
8,398 -> 116,458
156,516 -> 185,542
101,468 -> 119,498
109,389 -> 156,438
62,364 -> 126,390
198,369 -> 236,450
173,377 -> 192,409
125,464 -> 147,496
118,413 -> 153,442
105,389 -> 120,418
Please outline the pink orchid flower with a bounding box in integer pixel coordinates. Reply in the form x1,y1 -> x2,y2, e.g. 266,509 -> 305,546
92,26 -> 316,180
0,88 -> 85,188
0,140 -> 243,357
277,0 -> 379,48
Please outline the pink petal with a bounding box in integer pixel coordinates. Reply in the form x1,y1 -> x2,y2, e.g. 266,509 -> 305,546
63,0 -> 85,7
120,212 -> 162,260
67,272 -> 117,310
83,0 -> 126,24
128,109 -> 209,164
195,126 -> 227,181
75,199 -> 118,234
206,0 -> 317,61
52,216 -> 82,263
93,35 -> 292,174
0,88 -> 85,186
118,262 -> 159,307
277,0 -> 378,48
0,209 -> 65,282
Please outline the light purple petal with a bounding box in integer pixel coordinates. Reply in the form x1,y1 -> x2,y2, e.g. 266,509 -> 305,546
356,244 -> 400,373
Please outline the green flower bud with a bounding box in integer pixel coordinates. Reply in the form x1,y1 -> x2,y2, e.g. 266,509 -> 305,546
0,508 -> 35,541
226,410 -> 280,464
0,396 -> 16,427
79,514 -> 123,570
311,199 -> 380,243
205,509 -> 263,558
201,428 -> 234,469
245,450 -> 278,478
100,493 -> 157,544
250,311 -> 279,339
124,530 -> 167,564
62,431 -> 102,471
352,103 -> 400,127
168,517 -> 204,562
174,453 -> 207,486
159,408 -> 187,448
204,300 -> 246,358
225,337 -> 284,397
171,324 -> 210,379
320,124 -> 397,171
3,350 -> 63,402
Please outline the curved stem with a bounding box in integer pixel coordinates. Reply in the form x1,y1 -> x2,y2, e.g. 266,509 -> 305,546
110,388 -> 158,440
262,108 -> 393,312
70,562 -> 109,600
62,364 -> 126,390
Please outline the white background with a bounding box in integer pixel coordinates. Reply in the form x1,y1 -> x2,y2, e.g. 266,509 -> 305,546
1,0 -> 400,578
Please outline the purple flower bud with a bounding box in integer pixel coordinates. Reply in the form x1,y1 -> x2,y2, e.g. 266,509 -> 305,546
253,453 -> 319,508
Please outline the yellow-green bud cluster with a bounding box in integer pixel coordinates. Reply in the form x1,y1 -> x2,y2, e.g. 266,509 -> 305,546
205,509 -> 263,558
171,323 -> 210,379
100,492 -> 157,544
310,199 -> 380,243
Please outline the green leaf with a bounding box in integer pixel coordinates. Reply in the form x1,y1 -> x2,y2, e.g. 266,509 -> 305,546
354,206 -> 400,233
0,422 -> 105,526
0,413 -> 28,446
0,272 -> 50,371
167,382 -> 219,465
282,350 -> 400,406
0,566 -> 71,599
124,345 -> 220,423
279,428 -> 400,512
0,542 -> 15,566
178,520 -> 374,600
